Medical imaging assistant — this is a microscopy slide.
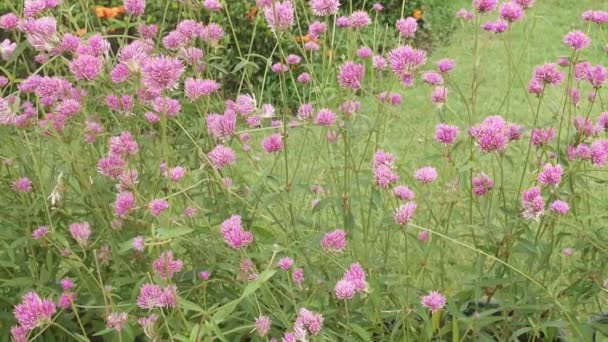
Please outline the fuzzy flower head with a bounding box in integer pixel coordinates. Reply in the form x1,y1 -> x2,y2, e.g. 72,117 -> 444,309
531,127 -> 555,147
142,56 -> 184,91
564,31 -> 590,50
499,2 -> 524,22
435,123 -> 459,145
12,177 -> 33,193
472,173 -> 494,196
550,200 -> 569,215
69,54 -> 103,81
208,145 -> 236,169
335,279 -> 356,300
296,308 -> 324,335
264,1 -> 294,31
394,202 -> 417,225
277,257 -> 294,270
32,226 -> 50,240
184,78 -> 220,100
338,61 -> 365,90
255,315 -> 272,336
538,163 -> 563,186
396,17 -> 418,38
152,251 -> 183,280
321,229 -> 347,252
310,0 -> 339,16
437,58 -> 455,73
292,268 -> 304,285
472,0 -> 498,13
262,134 -> 284,153
114,191 -> 136,218
387,45 -> 427,86
415,166 -> 438,183
13,292 -> 56,330
393,185 -> 415,200
220,215 -> 254,249
69,222 -> 91,246
124,0 -> 145,16
533,63 -> 564,86
148,199 -> 169,217
521,186 -> 545,220
456,8 -> 475,20
469,115 -> 512,152
349,11 -> 372,28
314,108 -> 337,126
421,291 -> 446,313
106,312 -> 128,331
422,71 -> 444,85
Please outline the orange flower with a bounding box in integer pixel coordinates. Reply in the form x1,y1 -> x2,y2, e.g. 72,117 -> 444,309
245,6 -> 258,20
76,28 -> 87,36
412,9 -> 423,19
295,34 -> 312,43
94,6 -> 125,19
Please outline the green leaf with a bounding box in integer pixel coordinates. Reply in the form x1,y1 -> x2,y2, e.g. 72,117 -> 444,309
179,296 -> 206,313
156,227 -> 194,239
351,323 -> 372,341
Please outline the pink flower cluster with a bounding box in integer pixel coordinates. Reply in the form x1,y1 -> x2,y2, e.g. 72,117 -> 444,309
334,263 -> 368,300
137,284 -> 177,309
220,215 -> 254,249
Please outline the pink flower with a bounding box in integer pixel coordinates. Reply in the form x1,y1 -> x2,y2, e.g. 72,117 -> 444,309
57,292 -> 76,309
469,115 -> 512,152
69,54 -> 103,81
521,186 -> 544,220
296,308 -> 324,335
124,0 -> 145,16
201,23 -> 225,45
422,71 -> 444,85
394,202 -> 417,225
286,54 -> 301,65
415,166 -> 438,183
456,8 -> 475,20
372,3 -> 384,11
142,56 -> 184,91
372,55 -> 387,70
69,222 -> 91,246
472,0 -> 498,13
13,292 -> 56,330
418,230 -> 430,243
109,131 -> 139,156
550,200 -> 569,215
277,257 -> 294,270
292,268 -> 304,285
499,2 -> 523,22
564,31 -> 590,50
297,72 -> 312,83
264,1 -> 294,31
12,177 -> 33,193
343,263 -> 368,293
262,134 -> 284,153
437,58 -> 456,74
472,173 -> 494,196
32,226 -> 50,240
396,17 -> 418,38
533,63 -> 564,85
220,215 -> 254,249
562,248 -> 573,256
335,279 -> 357,300
255,315 -> 272,336
338,61 -> 365,90
481,20 -> 509,33
106,312 -> 128,331
133,236 -> 145,251
152,251 -> 183,279
208,145 -> 236,169
357,47 -> 373,59
308,21 -> 327,38
0,39 -> 17,61
531,127 -> 555,147
420,291 -> 446,312
538,163 -> 563,186
349,11 -> 371,28
148,199 -> 169,216
207,111 -> 236,140
374,165 -> 399,188
137,314 -> 158,329
168,166 -> 186,182
387,45 -> 427,86
203,0 -> 222,11
309,0 -> 339,16
271,62 -> 289,73
185,78 -> 220,100
393,185 -> 415,200
321,229 -> 347,252
198,271 -> 211,280
515,0 -> 534,8
314,108 -> 336,126
114,191 -> 136,218
0,13 -> 19,30
435,123 -> 459,145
